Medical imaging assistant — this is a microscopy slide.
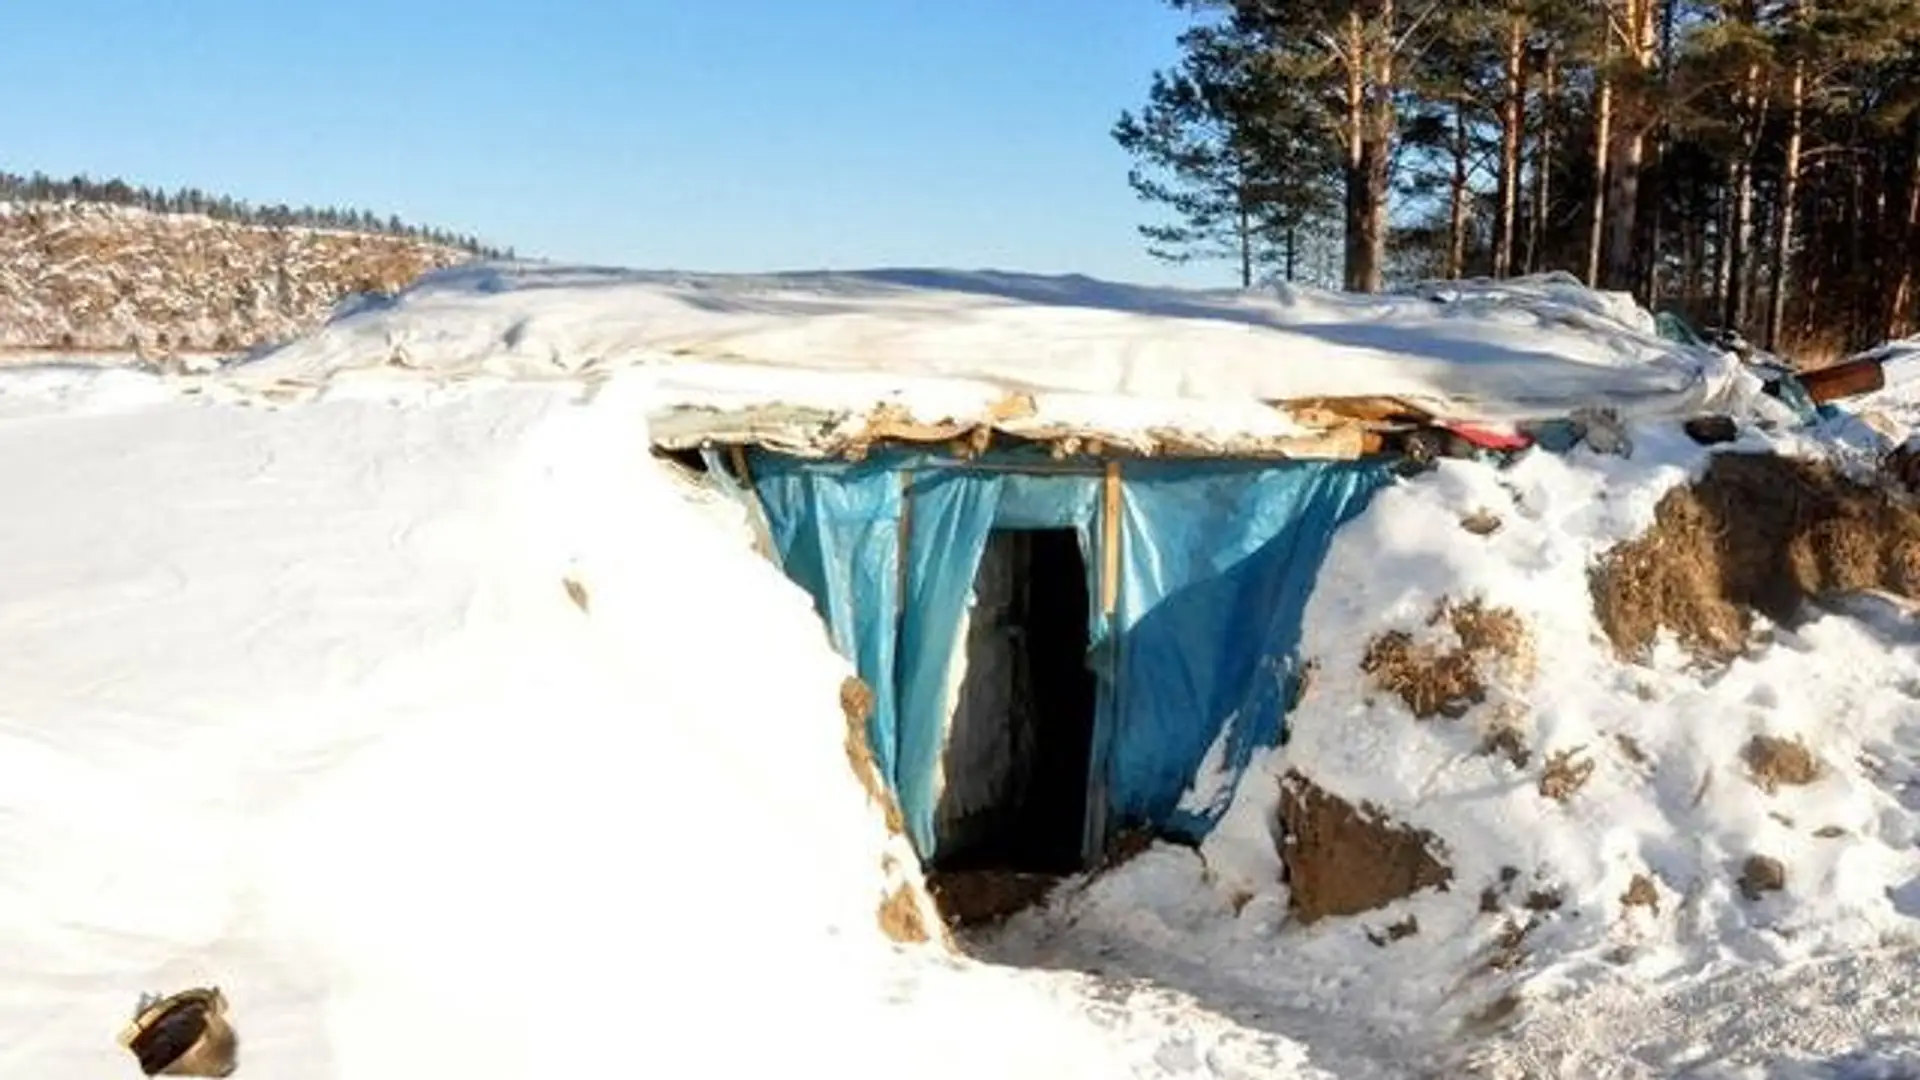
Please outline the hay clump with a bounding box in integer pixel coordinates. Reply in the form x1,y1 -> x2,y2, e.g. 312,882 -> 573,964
1362,599 -> 1534,719
1592,453 -> 1920,661
1538,748 -> 1596,803
1744,735 -> 1822,793
1279,772 -> 1453,923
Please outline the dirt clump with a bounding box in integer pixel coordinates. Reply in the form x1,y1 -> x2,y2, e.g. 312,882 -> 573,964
1615,733 -> 1649,765
1524,888 -> 1564,912
1362,599 -> 1533,719
925,871 -> 1062,928
1592,453 -> 1920,661
1461,508 -> 1504,536
1481,725 -> 1531,768
842,677 -> 946,946
878,877 -> 933,943
1279,772 -> 1453,923
1739,855 -> 1788,901
840,677 -> 906,836
1622,874 -> 1660,912
1366,915 -> 1421,946
1744,735 -> 1822,793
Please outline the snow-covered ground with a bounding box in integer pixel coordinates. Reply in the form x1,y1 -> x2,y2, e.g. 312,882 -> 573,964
976,416 -> 1920,1077
0,362 -> 1342,1079
5,268 -> 1920,1078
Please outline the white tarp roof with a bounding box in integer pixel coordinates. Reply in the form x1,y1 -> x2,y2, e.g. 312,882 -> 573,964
230,264 -> 1753,457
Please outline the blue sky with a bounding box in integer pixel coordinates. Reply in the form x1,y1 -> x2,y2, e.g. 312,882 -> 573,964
0,0 -> 1223,285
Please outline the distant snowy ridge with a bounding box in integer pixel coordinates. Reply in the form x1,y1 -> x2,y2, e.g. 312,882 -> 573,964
0,201 -> 474,355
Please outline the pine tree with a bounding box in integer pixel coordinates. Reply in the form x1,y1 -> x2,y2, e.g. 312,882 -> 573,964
1114,17 -> 1336,285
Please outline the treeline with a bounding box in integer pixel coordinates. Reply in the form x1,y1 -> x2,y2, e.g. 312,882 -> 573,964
1117,0 -> 1920,359
0,170 -> 512,259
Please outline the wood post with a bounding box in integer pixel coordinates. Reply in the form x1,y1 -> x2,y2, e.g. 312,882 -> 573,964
1101,461 -> 1121,618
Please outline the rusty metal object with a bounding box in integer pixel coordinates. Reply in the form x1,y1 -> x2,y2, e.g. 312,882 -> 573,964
1797,356 -> 1886,404
118,988 -> 238,1077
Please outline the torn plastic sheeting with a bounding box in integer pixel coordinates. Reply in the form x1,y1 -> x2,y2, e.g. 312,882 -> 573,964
746,448 -> 1389,858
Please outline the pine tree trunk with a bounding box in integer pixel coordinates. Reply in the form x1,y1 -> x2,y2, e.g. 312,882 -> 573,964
1449,105 -> 1471,279
1494,12 -> 1527,278
1765,58 -> 1804,353
1355,134 -> 1391,292
1602,0 -> 1655,295
1725,156 -> 1754,333
1342,10 -> 1369,292
1587,48 -> 1613,287
1892,125 -> 1920,341
1527,49 -> 1557,275
1604,132 -> 1647,294
1343,1 -> 1393,293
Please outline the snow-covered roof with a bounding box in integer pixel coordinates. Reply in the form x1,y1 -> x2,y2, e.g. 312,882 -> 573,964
232,263 -> 1754,459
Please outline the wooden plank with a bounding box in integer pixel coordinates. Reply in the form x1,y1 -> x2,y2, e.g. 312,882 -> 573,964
1102,461 -> 1121,618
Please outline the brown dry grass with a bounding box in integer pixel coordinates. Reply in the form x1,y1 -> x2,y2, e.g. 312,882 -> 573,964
1745,735 -> 1822,794
562,577 -> 590,613
1279,772 -> 1452,923
1592,453 -> 1920,661
0,202 -> 469,352
1539,749 -> 1596,803
1362,599 -> 1533,720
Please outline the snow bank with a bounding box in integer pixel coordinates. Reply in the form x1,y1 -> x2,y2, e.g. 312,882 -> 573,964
0,366 -> 940,1077
985,412 -> 1920,1074
229,264 -> 1750,434
0,362 -> 1345,1079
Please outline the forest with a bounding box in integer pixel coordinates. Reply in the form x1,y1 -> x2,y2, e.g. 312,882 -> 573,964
1116,0 -> 1920,361
0,170 -> 510,260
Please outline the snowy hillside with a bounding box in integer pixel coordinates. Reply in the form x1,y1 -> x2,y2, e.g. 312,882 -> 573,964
0,202 -> 472,356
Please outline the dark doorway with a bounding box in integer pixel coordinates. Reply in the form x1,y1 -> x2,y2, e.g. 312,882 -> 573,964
930,528 -> 1098,876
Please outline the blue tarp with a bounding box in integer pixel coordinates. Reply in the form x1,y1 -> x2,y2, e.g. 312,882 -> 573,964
747,448 -> 1389,859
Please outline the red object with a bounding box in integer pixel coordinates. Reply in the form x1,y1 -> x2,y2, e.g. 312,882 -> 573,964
1441,422 -> 1534,451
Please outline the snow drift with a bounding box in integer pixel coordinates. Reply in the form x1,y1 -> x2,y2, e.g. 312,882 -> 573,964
0,362 -> 1351,1079
0,368 -> 950,1077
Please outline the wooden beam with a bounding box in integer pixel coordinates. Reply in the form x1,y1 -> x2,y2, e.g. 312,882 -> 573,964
1101,461 -> 1122,618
